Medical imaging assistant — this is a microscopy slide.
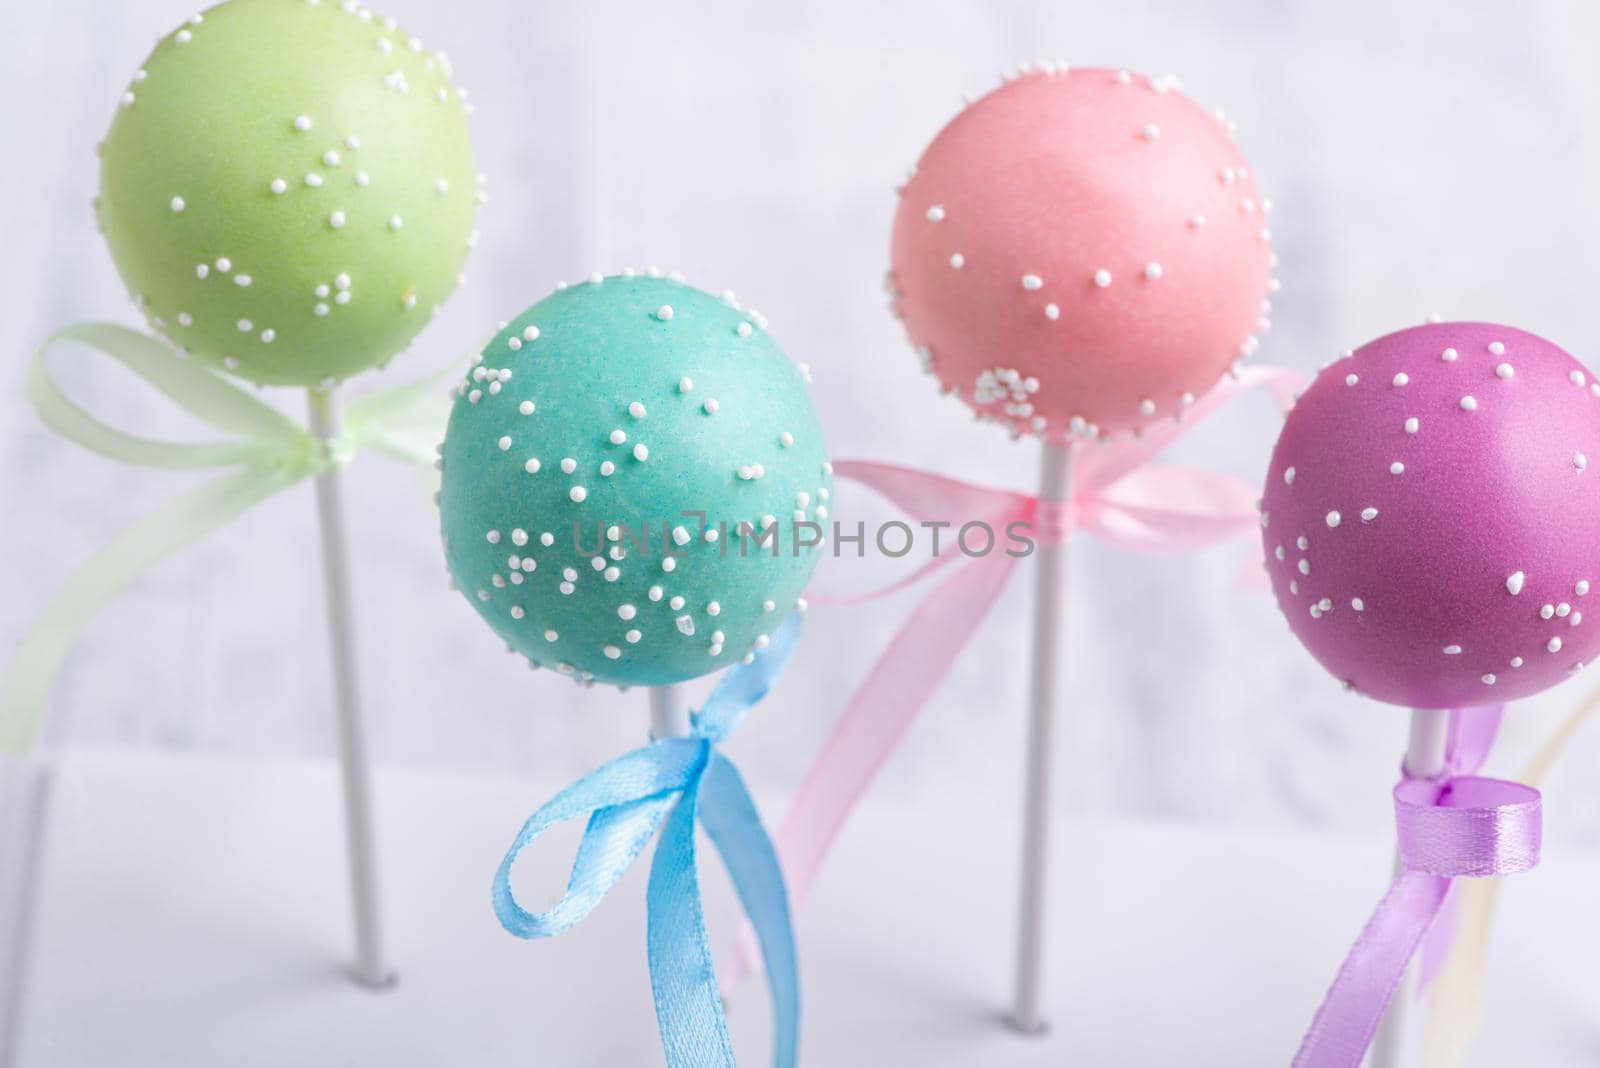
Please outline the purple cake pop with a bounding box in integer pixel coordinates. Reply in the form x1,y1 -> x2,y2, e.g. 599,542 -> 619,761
1260,322 -> 1600,708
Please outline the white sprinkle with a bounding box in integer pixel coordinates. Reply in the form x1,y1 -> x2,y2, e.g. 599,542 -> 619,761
486,530 -> 501,545
1482,674 -> 1497,685
560,457 -> 576,474
355,171 -> 370,187
389,215 -> 404,230
1578,580 -> 1591,596
1441,348 -> 1458,362
1345,374 -> 1359,387
216,257 -> 231,272
779,432 -> 795,447
949,253 -> 965,269
497,436 -> 511,451
1511,657 -> 1524,667
329,210 -> 346,228
1351,598 -> 1365,611
707,602 -> 722,617
177,312 -> 192,326
703,399 -> 720,415
1283,467 -> 1296,485
629,401 -> 647,419
676,615 -> 696,636
669,596 -> 685,610
1577,453 -> 1590,471
633,444 -> 649,461
1392,373 -> 1409,387
294,115 -> 313,132
1360,507 -> 1378,522
1093,268 -> 1112,288
1139,399 -> 1156,416
1325,511 -> 1341,528
603,646 -> 621,660
1443,645 -> 1462,655
1021,274 -> 1043,290
569,486 -> 587,502
1390,462 -> 1405,475
926,205 -> 945,222
599,461 -> 615,476
1044,303 -> 1060,320
1459,395 -> 1478,411
1144,262 -> 1163,281
1549,636 -> 1564,653
1496,363 -> 1514,379
236,319 -> 252,332
737,322 -> 753,338
618,604 -> 637,621
656,305 -> 674,321
1298,559 -> 1311,575
1542,604 -> 1556,620
609,429 -> 627,445
1405,417 -> 1419,434
1488,341 -> 1506,355
519,400 -> 535,415
672,526 -> 691,546
678,377 -> 694,393
1558,602 -> 1572,617
270,178 -> 288,194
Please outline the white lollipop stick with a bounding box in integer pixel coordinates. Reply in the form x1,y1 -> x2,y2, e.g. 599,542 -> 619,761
1369,707 -> 1451,1068
307,388 -> 393,990
651,684 -> 691,741
1010,439 -> 1075,1034
0,753 -> 53,1068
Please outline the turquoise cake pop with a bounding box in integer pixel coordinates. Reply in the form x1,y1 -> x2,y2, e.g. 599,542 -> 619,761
438,273 -> 833,685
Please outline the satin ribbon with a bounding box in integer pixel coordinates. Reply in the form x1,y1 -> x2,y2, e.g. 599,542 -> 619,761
1421,685 -> 1600,1068
722,364 -> 1303,987
0,323 -> 451,757
1293,705 -> 1541,1068
493,614 -> 802,1068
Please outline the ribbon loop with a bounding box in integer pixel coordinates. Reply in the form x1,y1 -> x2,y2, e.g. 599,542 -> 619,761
1,323 -> 460,758
1394,776 -> 1541,878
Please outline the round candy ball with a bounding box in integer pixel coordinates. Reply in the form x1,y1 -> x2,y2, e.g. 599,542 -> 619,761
438,275 -> 833,687
97,0 -> 478,388
890,67 -> 1274,441
1260,322 -> 1600,708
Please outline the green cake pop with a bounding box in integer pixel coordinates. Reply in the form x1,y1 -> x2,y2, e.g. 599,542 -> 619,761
97,0 -> 478,387
439,274 -> 833,686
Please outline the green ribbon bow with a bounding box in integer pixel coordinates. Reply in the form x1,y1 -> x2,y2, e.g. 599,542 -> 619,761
0,322 -> 451,756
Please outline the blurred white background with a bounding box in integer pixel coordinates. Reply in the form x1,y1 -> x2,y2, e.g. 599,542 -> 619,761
3,0 -> 1600,845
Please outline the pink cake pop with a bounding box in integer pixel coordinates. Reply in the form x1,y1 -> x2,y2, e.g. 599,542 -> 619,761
1261,322 -> 1600,708
889,66 -> 1275,441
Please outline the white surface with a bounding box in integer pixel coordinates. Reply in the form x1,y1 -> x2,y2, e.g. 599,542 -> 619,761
307,389 -> 393,990
13,748 -> 1600,1066
1011,441 -> 1073,1034
3,0 -> 1600,848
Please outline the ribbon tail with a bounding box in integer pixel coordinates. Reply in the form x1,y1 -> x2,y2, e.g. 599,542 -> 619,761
492,739 -> 703,938
0,467 -> 301,757
700,754 -> 799,1068
647,775 -> 737,1068
721,550 -> 1021,991
1294,870 -> 1452,1068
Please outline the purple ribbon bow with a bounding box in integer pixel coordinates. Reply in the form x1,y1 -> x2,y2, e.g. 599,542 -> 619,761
1292,705 -> 1541,1068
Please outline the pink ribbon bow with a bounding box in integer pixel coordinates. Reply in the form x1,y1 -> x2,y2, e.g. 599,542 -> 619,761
722,364 -> 1304,988
1293,705 -> 1542,1068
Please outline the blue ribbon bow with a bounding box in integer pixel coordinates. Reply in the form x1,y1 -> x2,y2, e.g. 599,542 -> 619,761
493,614 -> 802,1067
